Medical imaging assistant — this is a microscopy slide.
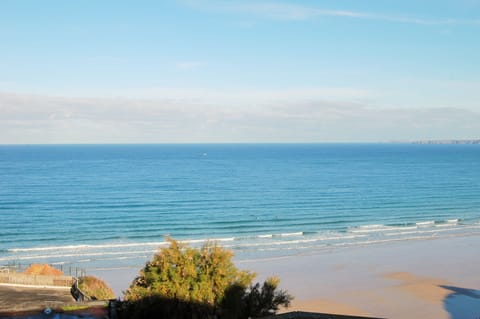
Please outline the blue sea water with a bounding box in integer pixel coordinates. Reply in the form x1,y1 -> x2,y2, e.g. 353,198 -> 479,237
1,144 -> 480,271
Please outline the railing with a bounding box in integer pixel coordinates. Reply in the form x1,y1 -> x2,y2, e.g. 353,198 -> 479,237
71,278 -> 92,302
1,262 -> 86,277
0,262 -> 86,288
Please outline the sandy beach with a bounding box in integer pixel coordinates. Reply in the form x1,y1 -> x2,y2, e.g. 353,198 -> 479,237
92,235 -> 480,319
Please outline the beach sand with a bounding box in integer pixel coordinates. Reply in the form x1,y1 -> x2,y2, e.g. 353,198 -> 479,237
92,235 -> 480,319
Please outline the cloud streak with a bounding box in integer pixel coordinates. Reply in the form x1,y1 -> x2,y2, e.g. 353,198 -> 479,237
113,87 -> 374,103
183,1 -> 480,26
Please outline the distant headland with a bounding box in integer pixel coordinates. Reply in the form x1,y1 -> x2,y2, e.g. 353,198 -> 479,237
411,139 -> 480,144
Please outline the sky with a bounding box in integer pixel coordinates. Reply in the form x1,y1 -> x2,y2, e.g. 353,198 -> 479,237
1,0 -> 479,143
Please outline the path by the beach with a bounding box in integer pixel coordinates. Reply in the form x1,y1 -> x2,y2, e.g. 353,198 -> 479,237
0,284 -> 74,313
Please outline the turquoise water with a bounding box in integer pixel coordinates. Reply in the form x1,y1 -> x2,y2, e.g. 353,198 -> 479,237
1,144 -> 480,270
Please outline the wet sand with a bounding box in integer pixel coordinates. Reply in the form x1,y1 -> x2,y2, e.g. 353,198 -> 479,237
242,235 -> 480,318
92,235 -> 480,319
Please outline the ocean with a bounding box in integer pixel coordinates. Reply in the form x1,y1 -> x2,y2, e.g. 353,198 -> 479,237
1,144 -> 480,271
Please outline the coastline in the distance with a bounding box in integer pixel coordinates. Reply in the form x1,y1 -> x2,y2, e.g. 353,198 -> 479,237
410,139 -> 480,144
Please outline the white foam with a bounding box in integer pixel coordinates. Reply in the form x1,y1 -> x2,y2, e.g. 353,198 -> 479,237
336,235 -> 436,246
180,237 -> 237,245
384,226 -> 476,237
94,255 -> 149,262
8,242 -> 168,253
256,232 -> 303,239
435,223 -> 457,228
279,232 -> 303,237
0,249 -> 156,262
319,234 -> 367,241
389,226 -> 418,231
4,218 -> 478,269
231,238 -> 318,249
179,239 -> 207,244
416,221 -> 435,227
257,234 -> 273,238
228,234 -> 367,249
358,224 -> 384,229
349,225 -> 396,233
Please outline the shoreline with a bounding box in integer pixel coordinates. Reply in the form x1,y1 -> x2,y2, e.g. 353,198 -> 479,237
92,235 -> 480,319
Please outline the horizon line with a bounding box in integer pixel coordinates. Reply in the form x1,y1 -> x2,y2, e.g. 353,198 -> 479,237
1,140 -> 479,146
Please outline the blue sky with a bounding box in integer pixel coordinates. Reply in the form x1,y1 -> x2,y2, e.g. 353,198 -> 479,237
1,0 -> 479,143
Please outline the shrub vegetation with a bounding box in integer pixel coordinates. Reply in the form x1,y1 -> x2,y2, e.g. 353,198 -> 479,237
24,263 -> 64,276
123,238 -> 293,319
77,275 -> 116,300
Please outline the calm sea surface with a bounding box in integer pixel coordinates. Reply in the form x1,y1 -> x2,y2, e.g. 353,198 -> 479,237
1,144 -> 479,270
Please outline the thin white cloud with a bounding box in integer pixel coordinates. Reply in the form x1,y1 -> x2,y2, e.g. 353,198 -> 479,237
110,87 -> 374,103
182,1 -> 480,26
176,61 -> 206,70
1,91 -> 479,143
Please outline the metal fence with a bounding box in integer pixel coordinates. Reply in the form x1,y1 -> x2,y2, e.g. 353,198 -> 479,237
0,262 -> 85,288
1,262 -> 86,277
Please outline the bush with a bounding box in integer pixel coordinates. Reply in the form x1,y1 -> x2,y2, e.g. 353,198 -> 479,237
24,263 -> 64,276
242,277 -> 293,318
123,238 -> 293,319
77,275 -> 115,300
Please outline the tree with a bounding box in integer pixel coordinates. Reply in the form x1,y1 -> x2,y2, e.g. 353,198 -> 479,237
221,277 -> 293,319
123,238 -> 293,319
242,277 -> 293,318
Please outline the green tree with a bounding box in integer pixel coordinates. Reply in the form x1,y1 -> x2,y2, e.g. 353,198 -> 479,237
125,238 -> 254,305
220,277 -> 293,319
242,277 -> 293,318
123,238 -> 292,319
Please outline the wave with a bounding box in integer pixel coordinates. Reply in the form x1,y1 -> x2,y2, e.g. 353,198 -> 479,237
349,225 -> 417,234
7,242 -> 168,253
257,234 -> 273,238
6,237 -> 241,254
385,224 -> 480,236
3,217 -> 480,270
256,232 -> 304,239
416,221 -> 435,227
278,232 -> 304,237
178,237 -> 236,244
347,218 -> 471,235
435,219 -> 460,227
0,249 -> 157,262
